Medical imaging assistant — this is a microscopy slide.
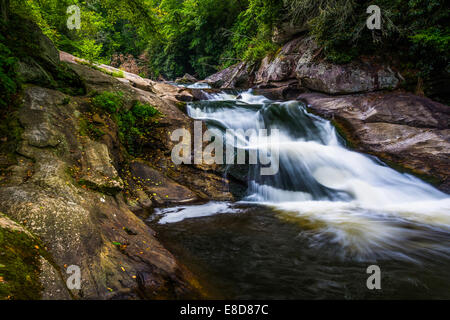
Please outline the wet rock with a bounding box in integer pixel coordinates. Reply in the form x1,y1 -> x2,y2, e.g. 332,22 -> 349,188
175,73 -> 198,84
129,160 -> 199,206
204,62 -> 256,89
253,80 -> 306,100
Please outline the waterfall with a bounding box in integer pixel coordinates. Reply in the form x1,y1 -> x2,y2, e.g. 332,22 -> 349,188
171,90 -> 450,260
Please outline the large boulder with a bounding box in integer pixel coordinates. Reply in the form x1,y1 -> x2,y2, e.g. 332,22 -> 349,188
272,22 -> 307,45
296,60 -> 400,94
255,37 -> 313,86
175,73 -> 198,85
299,92 -> 450,192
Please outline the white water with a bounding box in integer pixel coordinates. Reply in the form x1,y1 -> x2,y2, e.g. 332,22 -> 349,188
158,90 -> 450,261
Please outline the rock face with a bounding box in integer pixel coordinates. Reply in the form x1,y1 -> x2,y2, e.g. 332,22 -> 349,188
207,36 -> 399,95
0,86 -> 204,299
272,22 -> 306,45
255,37 -> 312,86
296,61 -> 399,94
1,20 -> 233,299
79,140 -> 124,194
299,92 -> 450,192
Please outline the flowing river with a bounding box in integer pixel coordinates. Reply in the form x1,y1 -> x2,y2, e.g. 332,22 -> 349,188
148,90 -> 450,299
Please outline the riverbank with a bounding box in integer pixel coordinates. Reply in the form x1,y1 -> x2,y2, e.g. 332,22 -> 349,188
0,17 -> 233,299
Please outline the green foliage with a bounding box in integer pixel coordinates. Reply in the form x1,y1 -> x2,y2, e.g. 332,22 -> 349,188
92,91 -> 124,113
5,0 -> 449,98
73,39 -> 103,63
116,101 -> 161,156
244,39 -> 279,63
145,0 -> 246,79
10,0 -> 156,64
0,34 -> 19,107
131,101 -> 159,120
91,91 -> 160,156
409,27 -> 450,54
223,0 -> 283,65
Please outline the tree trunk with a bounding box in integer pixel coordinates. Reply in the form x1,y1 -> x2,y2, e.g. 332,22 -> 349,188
1,0 -> 10,22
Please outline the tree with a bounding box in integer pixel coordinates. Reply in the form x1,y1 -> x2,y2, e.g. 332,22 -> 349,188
1,0 -> 10,21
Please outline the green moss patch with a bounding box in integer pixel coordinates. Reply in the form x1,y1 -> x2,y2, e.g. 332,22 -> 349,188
0,225 -> 47,300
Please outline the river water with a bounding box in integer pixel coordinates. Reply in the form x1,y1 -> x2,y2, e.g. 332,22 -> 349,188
148,90 -> 450,299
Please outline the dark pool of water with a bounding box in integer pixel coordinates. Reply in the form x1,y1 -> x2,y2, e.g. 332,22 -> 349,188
148,204 -> 450,300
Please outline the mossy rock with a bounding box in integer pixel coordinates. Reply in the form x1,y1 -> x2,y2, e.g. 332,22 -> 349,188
0,213 -> 49,300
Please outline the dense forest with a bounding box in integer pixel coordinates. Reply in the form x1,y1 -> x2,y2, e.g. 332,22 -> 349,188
0,0 -> 449,139
2,0 -> 449,80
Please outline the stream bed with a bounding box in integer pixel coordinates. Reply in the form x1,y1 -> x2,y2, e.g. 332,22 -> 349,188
147,90 -> 450,299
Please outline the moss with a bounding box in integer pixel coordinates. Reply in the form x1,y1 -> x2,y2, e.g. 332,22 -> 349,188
79,116 -> 105,140
76,60 -> 124,78
61,97 -> 71,105
0,223 -> 49,300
